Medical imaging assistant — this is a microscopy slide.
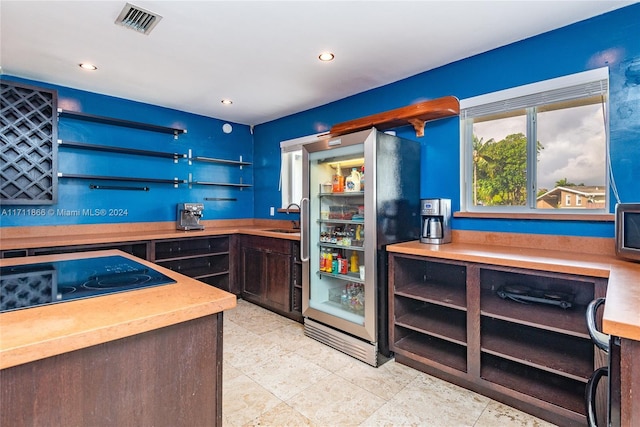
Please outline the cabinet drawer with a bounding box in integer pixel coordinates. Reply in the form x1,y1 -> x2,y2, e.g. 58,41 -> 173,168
155,236 -> 229,260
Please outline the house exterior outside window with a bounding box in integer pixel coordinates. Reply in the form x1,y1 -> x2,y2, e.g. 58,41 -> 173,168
536,186 -> 605,209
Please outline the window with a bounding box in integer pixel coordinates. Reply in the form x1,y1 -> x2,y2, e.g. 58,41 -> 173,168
576,195 -> 582,206
280,133 -> 321,208
460,67 -> 609,213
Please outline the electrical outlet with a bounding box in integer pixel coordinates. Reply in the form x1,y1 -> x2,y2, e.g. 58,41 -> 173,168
270,207 -> 275,216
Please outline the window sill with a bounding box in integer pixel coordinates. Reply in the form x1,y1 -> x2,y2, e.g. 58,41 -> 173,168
454,211 -> 614,222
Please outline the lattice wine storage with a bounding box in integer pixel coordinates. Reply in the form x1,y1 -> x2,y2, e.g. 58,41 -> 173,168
1,80 -> 58,204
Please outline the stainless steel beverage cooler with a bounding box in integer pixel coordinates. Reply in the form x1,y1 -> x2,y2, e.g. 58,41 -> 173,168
299,128 -> 420,366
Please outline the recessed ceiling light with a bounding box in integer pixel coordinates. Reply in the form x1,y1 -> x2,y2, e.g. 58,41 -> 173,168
318,52 -> 335,62
79,63 -> 98,71
221,99 -> 233,105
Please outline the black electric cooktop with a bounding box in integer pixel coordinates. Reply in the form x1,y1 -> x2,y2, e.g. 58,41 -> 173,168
0,255 -> 176,313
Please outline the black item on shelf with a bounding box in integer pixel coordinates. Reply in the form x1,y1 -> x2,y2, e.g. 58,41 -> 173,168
496,285 -> 574,309
90,184 -> 149,191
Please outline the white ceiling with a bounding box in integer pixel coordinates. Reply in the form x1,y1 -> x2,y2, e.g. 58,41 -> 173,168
0,1 -> 635,125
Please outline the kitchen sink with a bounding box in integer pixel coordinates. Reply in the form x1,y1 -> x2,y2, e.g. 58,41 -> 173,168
265,228 -> 300,234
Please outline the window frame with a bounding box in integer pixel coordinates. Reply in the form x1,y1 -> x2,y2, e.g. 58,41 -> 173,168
459,67 -> 610,215
279,132 -> 322,209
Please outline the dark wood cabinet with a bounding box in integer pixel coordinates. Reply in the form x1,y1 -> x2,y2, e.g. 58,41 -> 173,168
241,245 -> 266,300
264,250 -> 291,311
1,236 -> 233,292
0,314 -> 223,427
389,253 -> 607,427
238,235 -> 301,321
152,235 -> 232,292
1,242 -> 149,259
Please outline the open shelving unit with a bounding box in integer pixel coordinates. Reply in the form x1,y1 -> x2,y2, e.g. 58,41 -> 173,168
390,255 -> 468,373
188,153 -> 253,191
152,236 -> 231,291
57,107 -> 189,191
388,252 -> 608,426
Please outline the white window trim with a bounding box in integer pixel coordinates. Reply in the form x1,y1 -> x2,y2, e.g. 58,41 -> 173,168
280,132 -> 323,208
459,66 -> 609,214
459,67 -> 608,110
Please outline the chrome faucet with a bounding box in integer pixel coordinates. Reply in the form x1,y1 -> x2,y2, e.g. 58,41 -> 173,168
286,202 -> 301,229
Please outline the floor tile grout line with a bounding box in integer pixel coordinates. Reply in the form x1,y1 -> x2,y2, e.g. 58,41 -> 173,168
472,402 -> 492,427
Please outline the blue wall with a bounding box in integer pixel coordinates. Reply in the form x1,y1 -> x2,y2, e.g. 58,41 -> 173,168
2,4 -> 639,238
1,77 -> 254,226
253,4 -> 640,238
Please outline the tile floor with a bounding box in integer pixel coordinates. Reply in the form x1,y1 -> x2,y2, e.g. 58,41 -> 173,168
223,299 -> 556,426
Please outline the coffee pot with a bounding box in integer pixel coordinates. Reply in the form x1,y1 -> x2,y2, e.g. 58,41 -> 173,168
420,198 -> 451,244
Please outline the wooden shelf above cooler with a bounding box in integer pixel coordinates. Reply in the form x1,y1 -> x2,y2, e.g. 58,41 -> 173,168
329,95 -> 460,137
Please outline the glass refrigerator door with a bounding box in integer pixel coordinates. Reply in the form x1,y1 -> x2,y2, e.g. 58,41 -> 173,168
307,143 -> 368,329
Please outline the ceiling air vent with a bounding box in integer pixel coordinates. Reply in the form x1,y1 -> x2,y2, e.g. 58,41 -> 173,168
115,3 -> 162,35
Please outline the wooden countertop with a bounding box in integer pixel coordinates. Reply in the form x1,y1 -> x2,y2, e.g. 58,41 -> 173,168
0,223 -> 300,251
0,250 -> 237,370
387,240 -> 640,342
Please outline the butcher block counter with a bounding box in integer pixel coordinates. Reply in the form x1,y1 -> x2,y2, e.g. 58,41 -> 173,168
0,250 -> 236,427
0,219 -> 300,252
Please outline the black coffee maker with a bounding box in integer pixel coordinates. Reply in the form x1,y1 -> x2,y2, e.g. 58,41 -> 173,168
420,198 -> 451,244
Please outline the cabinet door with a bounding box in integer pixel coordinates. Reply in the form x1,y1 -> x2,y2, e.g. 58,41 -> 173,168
264,251 -> 291,312
241,246 -> 265,301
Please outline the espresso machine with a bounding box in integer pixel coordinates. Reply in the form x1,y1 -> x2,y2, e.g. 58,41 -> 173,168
420,198 -> 451,244
176,203 -> 204,230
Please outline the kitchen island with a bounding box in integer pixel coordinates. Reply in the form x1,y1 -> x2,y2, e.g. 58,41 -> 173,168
0,250 -> 236,427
